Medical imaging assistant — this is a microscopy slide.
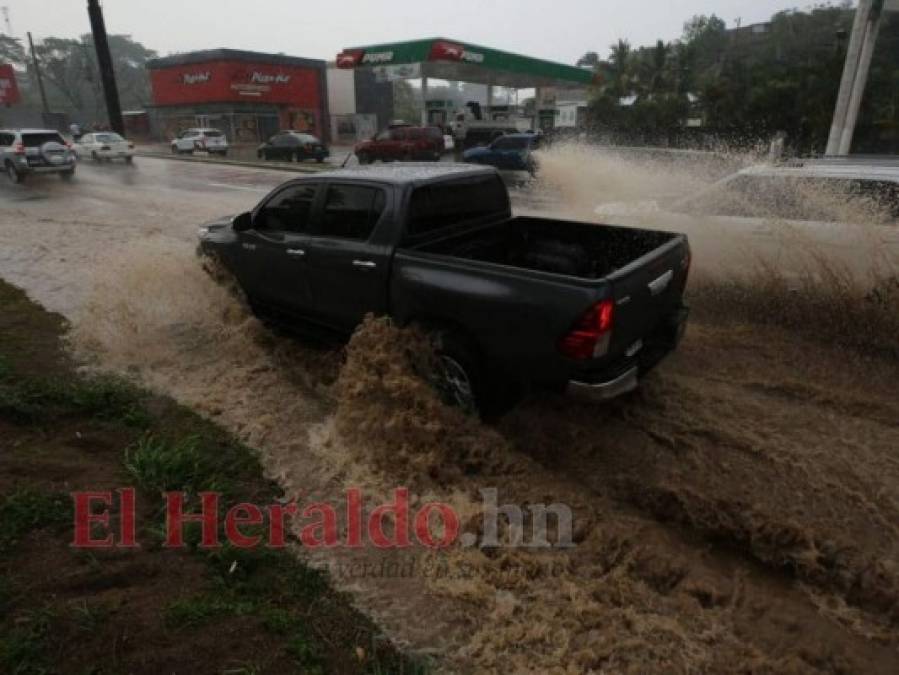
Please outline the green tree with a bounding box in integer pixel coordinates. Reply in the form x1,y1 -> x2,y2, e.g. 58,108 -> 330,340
30,33 -> 156,122
0,33 -> 26,67
576,51 -> 600,69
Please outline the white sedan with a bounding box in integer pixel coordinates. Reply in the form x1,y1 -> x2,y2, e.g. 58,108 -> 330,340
75,132 -> 135,163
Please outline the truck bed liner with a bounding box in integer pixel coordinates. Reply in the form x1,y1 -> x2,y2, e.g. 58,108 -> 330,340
412,216 -> 676,279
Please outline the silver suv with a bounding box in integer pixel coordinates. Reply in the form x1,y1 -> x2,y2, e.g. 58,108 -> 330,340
0,129 -> 76,183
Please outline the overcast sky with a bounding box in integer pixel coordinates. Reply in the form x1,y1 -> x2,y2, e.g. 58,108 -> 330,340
4,0 -> 836,64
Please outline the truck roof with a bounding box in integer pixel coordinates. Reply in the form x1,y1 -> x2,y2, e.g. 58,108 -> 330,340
310,162 -> 497,185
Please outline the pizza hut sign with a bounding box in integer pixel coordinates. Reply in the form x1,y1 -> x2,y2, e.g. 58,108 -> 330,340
250,72 -> 291,84
181,71 -> 211,85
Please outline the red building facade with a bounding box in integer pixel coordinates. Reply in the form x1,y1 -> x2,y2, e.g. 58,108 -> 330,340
0,64 -> 22,106
147,49 -> 328,143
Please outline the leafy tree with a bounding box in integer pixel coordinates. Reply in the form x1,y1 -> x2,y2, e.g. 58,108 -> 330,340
584,4 -> 898,153
0,33 -> 26,67
393,80 -> 420,124
25,33 -> 156,122
576,51 -> 600,68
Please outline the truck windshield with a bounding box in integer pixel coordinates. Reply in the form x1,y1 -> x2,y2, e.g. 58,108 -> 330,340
407,175 -> 509,238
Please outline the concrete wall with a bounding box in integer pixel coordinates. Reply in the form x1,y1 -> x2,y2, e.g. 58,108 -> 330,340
327,66 -> 356,116
354,69 -> 394,133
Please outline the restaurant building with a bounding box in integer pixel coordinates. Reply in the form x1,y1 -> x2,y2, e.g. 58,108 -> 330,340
146,49 -> 328,143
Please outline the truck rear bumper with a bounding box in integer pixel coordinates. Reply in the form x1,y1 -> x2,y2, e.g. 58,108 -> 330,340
565,305 -> 689,402
567,367 -> 639,401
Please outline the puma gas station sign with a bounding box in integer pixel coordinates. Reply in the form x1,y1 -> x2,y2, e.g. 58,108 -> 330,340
335,37 -> 595,88
337,40 -> 486,69
0,64 -> 21,106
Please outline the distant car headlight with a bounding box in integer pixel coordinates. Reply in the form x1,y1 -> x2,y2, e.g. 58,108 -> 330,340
197,226 -> 210,239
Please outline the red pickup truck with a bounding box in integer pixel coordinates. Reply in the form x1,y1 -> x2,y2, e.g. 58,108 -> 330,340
355,126 -> 443,163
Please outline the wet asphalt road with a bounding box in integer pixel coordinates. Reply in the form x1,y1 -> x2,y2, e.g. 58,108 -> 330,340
1,155 -> 894,298
1,155 -> 287,203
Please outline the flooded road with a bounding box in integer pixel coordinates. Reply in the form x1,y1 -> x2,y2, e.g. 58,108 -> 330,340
2,155 -> 899,672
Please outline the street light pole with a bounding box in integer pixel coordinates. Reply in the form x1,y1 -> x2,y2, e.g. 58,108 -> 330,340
825,0 -> 884,156
86,0 -> 124,134
27,32 -> 50,115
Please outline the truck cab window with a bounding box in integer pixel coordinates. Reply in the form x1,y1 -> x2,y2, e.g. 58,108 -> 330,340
255,184 -> 318,233
319,184 -> 385,240
407,176 -> 509,237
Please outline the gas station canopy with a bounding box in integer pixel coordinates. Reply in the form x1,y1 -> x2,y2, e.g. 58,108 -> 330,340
336,38 -> 596,89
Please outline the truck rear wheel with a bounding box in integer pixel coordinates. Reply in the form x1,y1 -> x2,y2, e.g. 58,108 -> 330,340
430,331 -> 482,417
428,330 -> 520,419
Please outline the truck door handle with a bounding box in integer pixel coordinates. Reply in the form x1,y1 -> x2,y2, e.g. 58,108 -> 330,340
648,269 -> 673,296
352,259 -> 376,269
286,249 -> 306,257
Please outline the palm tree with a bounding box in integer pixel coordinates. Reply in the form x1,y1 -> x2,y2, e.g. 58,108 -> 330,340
608,39 -> 632,96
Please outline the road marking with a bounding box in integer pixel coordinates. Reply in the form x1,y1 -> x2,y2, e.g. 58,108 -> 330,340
206,182 -> 270,192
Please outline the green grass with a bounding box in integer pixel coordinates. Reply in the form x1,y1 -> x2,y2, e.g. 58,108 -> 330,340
69,599 -> 109,633
124,435 -> 231,496
165,593 -> 257,628
124,433 -> 262,502
0,575 -> 12,615
0,373 -> 150,427
286,624 -> 325,673
0,606 -> 58,674
0,489 -> 71,555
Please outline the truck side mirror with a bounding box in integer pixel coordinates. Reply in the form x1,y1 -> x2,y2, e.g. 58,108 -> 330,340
232,212 -> 253,232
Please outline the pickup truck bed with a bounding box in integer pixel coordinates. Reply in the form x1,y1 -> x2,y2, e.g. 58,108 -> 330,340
413,216 -> 676,279
198,164 -> 690,415
394,216 -> 688,393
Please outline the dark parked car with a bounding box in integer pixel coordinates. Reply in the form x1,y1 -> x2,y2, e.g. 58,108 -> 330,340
355,126 -> 443,163
258,132 -> 329,163
197,164 -> 690,416
463,133 -> 540,173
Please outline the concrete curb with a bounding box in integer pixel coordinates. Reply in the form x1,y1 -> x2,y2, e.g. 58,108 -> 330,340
134,150 -> 343,173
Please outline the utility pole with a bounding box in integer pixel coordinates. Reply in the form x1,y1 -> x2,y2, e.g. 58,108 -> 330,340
27,32 -> 50,115
825,0 -> 884,156
87,0 -> 123,134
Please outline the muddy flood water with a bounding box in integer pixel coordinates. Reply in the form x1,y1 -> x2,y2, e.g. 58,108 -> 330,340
1,150 -> 898,672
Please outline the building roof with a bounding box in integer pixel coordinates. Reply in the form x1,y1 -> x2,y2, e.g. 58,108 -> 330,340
336,37 -> 596,89
147,49 -> 325,70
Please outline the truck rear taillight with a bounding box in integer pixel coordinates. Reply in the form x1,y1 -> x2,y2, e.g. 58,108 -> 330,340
13,142 -> 25,155
558,299 -> 614,360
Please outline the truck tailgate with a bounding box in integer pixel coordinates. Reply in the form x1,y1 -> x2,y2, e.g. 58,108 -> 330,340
605,235 -> 690,358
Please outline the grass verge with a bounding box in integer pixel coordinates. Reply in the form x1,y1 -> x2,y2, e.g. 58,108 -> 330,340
0,279 -> 429,674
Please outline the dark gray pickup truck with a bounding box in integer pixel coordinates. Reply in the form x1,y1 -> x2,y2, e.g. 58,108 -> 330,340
198,164 -> 690,415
